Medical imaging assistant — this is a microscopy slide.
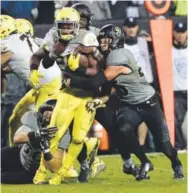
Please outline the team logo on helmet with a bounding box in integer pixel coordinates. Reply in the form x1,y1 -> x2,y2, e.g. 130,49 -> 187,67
113,26 -> 121,33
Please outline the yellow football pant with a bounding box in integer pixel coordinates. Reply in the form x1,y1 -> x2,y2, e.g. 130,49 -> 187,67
9,77 -> 61,146
38,88 -> 95,176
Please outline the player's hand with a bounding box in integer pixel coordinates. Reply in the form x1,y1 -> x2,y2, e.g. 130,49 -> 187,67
40,138 -> 50,151
29,70 -> 43,88
68,53 -> 80,71
86,99 -> 106,113
36,127 -> 58,139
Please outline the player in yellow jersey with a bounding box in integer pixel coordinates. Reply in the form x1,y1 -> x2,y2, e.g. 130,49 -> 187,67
7,18 -> 62,145
29,8 -> 103,185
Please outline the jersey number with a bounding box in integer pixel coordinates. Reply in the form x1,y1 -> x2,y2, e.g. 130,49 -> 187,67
138,67 -> 145,77
19,34 -> 34,53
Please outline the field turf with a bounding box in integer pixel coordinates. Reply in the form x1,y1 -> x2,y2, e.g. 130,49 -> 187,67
1,153 -> 187,193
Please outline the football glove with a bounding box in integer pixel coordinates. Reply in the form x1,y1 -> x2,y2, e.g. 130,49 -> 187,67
36,126 -> 58,139
29,70 -> 43,88
40,138 -> 52,161
86,99 -> 106,113
68,53 -> 80,71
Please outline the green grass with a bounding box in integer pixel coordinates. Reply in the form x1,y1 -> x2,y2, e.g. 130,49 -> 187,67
1,153 -> 187,193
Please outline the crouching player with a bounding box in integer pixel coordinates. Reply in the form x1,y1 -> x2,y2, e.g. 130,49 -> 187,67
1,99 -> 78,184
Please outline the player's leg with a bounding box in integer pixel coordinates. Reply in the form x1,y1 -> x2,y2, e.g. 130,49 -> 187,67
116,105 -> 153,180
49,97 -> 95,185
96,107 -> 138,177
9,89 -> 36,146
35,76 -> 61,110
34,91 -> 79,184
77,137 -> 104,182
86,138 -> 106,178
142,96 -> 184,179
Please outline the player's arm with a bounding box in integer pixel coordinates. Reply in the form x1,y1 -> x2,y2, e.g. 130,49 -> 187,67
13,125 -> 33,144
1,52 -> 13,69
30,47 -> 48,70
68,53 -> 99,76
68,65 -> 131,91
43,148 -> 65,173
29,47 -> 53,88
1,43 -> 13,69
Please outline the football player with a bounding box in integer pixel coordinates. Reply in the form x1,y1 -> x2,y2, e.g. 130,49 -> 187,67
66,24 -> 184,180
71,2 -> 106,178
0,15 -> 39,147
7,18 -> 62,145
29,7 -> 102,185
71,3 -> 99,35
1,99 -> 78,184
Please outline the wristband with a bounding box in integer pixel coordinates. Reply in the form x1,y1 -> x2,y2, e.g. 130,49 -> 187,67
30,63 -> 39,70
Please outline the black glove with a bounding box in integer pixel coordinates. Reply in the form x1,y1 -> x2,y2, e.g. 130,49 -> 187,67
36,126 -> 58,139
28,127 -> 57,149
40,138 -> 52,161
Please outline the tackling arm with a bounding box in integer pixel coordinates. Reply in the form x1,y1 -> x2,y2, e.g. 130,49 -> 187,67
68,65 -> 131,91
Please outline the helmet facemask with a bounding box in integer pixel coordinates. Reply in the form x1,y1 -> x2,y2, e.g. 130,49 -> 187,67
37,105 -> 53,128
55,20 -> 79,41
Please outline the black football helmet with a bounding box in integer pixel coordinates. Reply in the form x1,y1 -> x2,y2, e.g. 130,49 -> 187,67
37,99 -> 57,128
71,3 -> 93,29
98,24 -> 125,50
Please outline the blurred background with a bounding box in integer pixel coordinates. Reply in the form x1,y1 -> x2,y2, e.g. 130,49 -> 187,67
1,0 -> 187,154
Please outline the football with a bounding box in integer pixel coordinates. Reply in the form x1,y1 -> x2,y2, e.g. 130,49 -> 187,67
79,54 -> 98,68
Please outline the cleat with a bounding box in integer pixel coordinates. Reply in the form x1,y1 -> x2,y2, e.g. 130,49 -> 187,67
33,169 -> 47,185
49,168 -> 66,185
65,168 -> 79,178
78,166 -> 90,183
123,164 -> 140,177
173,165 -> 184,180
136,162 -> 154,181
91,157 -> 106,178
48,173 -> 62,185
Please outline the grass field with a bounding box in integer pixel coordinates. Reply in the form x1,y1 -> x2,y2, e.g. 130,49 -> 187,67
1,153 -> 187,193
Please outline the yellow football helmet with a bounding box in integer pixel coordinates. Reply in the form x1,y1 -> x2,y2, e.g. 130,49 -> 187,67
15,18 -> 34,37
55,7 -> 80,41
0,15 -> 16,40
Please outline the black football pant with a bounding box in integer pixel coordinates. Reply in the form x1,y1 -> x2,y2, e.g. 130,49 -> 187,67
174,91 -> 187,149
1,146 -> 35,184
116,94 -> 179,166
95,107 -> 131,160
